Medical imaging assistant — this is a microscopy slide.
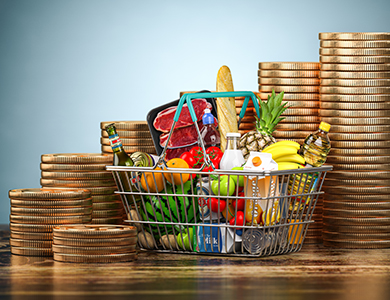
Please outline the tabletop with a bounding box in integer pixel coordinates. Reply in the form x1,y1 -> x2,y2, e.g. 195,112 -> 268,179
0,224 -> 389,300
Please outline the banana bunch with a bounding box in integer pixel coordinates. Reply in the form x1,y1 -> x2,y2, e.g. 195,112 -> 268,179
262,141 -> 305,170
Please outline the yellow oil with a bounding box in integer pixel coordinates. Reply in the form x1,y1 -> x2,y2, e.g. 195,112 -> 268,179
300,130 -> 331,167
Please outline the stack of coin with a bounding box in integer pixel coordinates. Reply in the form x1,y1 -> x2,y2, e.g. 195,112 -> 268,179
40,153 -> 124,225
100,121 -> 156,155
319,32 -> 390,249
9,188 -> 92,256
258,62 -> 321,145
52,224 -> 138,262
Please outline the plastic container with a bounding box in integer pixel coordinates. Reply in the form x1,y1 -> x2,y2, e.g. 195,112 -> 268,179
200,108 -> 220,149
300,122 -> 331,167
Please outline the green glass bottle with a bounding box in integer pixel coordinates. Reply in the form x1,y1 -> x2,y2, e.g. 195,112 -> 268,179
105,123 -> 134,167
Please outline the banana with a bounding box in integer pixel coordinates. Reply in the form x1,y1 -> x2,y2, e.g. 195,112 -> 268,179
277,162 -> 302,170
262,140 -> 300,153
264,146 -> 298,160
275,153 -> 305,165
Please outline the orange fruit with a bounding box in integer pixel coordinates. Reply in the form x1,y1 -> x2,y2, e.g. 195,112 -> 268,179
163,158 -> 190,185
140,167 -> 164,193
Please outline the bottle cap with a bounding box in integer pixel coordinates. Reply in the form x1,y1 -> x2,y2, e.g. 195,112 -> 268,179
319,122 -> 331,132
226,132 -> 241,138
202,109 -> 214,125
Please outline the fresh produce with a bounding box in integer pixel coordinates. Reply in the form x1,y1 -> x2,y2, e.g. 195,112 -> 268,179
262,140 -> 300,152
159,234 -> 178,250
216,65 -> 239,152
239,90 -> 289,159
277,162 -> 303,170
210,197 -> 226,213
262,201 -> 281,226
229,211 -> 244,229
183,146 -> 223,171
231,166 -> 244,187
177,227 -> 194,250
262,140 -> 305,169
222,201 -> 236,221
163,158 -> 190,185
211,175 -> 235,196
232,192 -> 245,211
140,167 -> 164,193
138,231 -> 155,249
129,209 -> 142,232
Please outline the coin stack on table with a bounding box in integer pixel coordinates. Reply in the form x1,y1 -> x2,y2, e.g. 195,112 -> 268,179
9,188 -> 92,256
258,62 -> 321,145
100,121 -> 156,155
52,224 -> 138,263
319,32 -> 390,249
40,153 -> 124,225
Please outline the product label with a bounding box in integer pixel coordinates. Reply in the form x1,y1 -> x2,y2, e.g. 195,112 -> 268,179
108,133 -> 123,151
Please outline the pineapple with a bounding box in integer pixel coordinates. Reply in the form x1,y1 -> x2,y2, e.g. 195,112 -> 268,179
239,90 -> 288,159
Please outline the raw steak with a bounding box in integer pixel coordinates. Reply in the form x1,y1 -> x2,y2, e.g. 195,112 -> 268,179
165,146 -> 194,161
153,98 -> 212,133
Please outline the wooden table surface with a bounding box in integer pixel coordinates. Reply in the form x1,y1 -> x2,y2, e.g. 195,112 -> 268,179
0,224 -> 390,300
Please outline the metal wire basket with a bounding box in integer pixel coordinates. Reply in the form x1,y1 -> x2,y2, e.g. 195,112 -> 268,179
107,91 -> 332,257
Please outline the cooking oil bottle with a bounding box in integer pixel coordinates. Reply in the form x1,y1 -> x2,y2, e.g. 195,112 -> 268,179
300,122 -> 331,167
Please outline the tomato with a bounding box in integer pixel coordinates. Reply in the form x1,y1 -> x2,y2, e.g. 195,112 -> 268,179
180,151 -> 197,179
189,146 -> 204,167
206,146 -> 223,169
229,211 -> 244,229
210,197 -> 226,213
232,192 -> 245,211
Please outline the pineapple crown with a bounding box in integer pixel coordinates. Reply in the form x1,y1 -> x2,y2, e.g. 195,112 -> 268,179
255,89 -> 289,135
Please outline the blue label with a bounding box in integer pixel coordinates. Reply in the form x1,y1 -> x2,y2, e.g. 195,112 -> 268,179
196,225 -> 223,253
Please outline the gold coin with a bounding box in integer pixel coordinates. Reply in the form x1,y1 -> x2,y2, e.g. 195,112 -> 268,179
320,117 -> 390,125
101,145 -> 157,154
279,116 -> 321,123
100,121 -> 148,131
40,163 -> 109,172
305,229 -> 323,237
101,130 -> 151,139
320,55 -> 390,64
320,86 -> 390,94
10,214 -> 92,224
323,224 -> 390,233
276,123 -> 320,131
257,70 -> 319,78
321,78 -> 390,87
53,224 -> 136,239
91,217 -> 123,224
10,238 -> 53,248
100,137 -> 154,147
41,171 -> 113,180
52,244 -> 136,255
319,109 -> 390,117
9,188 -> 91,200
92,209 -> 124,218
10,246 -> 53,256
10,231 -> 53,240
235,99 -> 255,107
92,194 -> 121,202
282,100 -> 319,108
81,186 -> 117,196
328,133 -> 390,141
321,63 -> 390,71
40,178 -> 115,188
258,62 -> 320,70
326,156 -> 390,164
41,153 -> 112,164
53,236 -> 136,247
320,40 -> 390,48
320,94 -> 390,103
9,223 -> 57,233
236,114 -> 256,123
322,186 -> 390,194
331,140 -> 390,148
10,198 -> 93,208
10,206 -> 92,216
282,108 -> 319,116
328,124 -> 390,132
258,77 -> 320,85
323,215 -> 390,226
324,201 -> 390,210
325,194 -> 390,201
327,162 -> 390,170
321,102 -> 390,111
273,131 -> 312,138
326,170 -> 390,179
323,231 -> 390,241
53,252 -> 137,263
276,138 -> 305,144
323,239 -> 390,249
320,71 -> 390,79
324,208 -> 390,218
258,92 -> 319,100
92,201 -> 123,210
259,85 -> 319,93
320,48 -> 390,56
319,32 -> 390,40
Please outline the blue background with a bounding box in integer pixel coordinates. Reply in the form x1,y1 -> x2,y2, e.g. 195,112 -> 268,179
0,0 -> 389,224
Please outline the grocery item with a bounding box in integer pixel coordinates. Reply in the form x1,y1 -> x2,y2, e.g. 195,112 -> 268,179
300,122 -> 331,167
105,123 -> 134,167
219,133 -> 245,170
216,65 -> 239,152
163,158 -> 190,185
200,108 -> 220,149
239,90 -> 288,159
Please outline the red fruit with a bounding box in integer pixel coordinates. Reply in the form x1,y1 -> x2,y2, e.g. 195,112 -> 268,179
232,198 -> 245,211
210,198 -> 226,213
229,211 -> 244,229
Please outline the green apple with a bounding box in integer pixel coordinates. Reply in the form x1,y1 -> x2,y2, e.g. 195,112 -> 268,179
177,227 -> 194,250
231,167 -> 244,187
211,175 -> 235,196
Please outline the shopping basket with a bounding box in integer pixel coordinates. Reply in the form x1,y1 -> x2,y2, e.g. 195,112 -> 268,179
106,91 -> 332,257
